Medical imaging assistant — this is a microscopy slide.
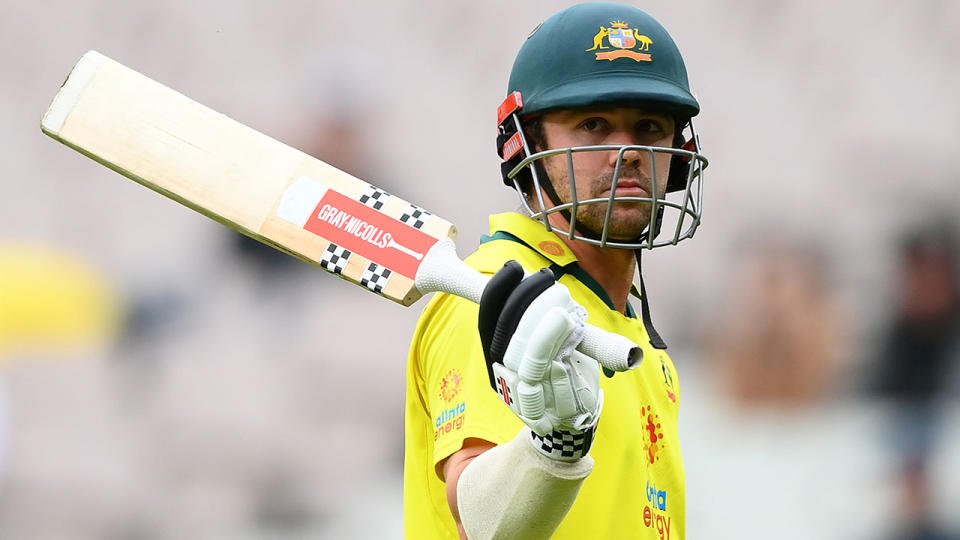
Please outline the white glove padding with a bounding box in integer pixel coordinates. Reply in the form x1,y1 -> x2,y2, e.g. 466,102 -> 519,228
490,282 -> 604,438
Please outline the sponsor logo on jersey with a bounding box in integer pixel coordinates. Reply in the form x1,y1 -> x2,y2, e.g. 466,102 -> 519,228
435,369 -> 466,441
585,21 -> 653,62
439,369 -> 463,403
434,402 -> 466,441
644,480 -> 673,539
643,404 -> 665,464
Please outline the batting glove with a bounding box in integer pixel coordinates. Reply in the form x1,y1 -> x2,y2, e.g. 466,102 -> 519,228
479,261 -> 603,461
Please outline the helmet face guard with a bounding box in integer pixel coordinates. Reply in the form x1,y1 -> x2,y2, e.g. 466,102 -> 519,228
498,3 -> 707,250
498,92 -> 708,250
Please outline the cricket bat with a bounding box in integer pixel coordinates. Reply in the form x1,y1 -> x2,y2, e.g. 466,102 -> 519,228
41,50 -> 641,372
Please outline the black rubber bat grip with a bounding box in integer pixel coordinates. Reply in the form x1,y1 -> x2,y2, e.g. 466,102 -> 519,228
487,268 -> 555,367
478,261 -> 525,388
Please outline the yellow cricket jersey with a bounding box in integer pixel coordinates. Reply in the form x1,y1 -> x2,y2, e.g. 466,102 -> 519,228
405,212 -> 685,539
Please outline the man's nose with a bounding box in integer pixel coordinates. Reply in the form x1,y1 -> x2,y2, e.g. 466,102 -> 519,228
607,131 -> 646,167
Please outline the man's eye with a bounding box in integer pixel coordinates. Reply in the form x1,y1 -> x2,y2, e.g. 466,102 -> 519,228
636,120 -> 664,134
580,118 -> 607,132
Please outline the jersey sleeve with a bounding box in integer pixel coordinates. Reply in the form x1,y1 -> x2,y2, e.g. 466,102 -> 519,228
414,291 -> 524,476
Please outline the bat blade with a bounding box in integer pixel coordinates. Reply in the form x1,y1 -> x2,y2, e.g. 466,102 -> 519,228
42,50 -> 455,306
42,51 -> 642,372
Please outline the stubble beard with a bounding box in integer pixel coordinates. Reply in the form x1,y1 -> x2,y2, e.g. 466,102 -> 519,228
547,164 -> 658,241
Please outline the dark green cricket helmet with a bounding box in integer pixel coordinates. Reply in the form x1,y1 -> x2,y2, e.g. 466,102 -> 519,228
496,3 -> 708,250
508,2 -> 699,119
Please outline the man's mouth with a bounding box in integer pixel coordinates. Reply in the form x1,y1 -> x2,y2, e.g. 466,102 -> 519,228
599,178 -> 651,197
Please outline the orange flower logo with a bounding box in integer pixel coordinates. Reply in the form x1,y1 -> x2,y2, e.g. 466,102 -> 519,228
642,405 -> 665,464
439,369 -> 464,403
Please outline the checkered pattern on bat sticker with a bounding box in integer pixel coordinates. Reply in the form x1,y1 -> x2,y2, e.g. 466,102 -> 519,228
320,243 -> 351,274
359,186 -> 390,210
360,262 -> 392,293
530,425 -> 595,461
399,204 -> 430,229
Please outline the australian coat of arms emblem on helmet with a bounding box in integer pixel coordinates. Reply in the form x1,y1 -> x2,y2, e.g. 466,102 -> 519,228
586,21 -> 653,62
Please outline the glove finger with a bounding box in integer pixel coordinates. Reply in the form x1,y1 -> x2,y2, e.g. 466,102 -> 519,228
547,362 -> 579,420
570,389 -> 604,431
510,282 -> 578,346
567,350 -> 601,414
508,284 -> 584,375
517,381 -> 545,420
516,307 -> 575,383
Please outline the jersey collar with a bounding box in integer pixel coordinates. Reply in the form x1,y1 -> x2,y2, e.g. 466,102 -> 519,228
483,212 -> 580,267
482,212 -> 642,318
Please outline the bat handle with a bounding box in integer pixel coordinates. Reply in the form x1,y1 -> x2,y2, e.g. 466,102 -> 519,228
416,238 -> 643,373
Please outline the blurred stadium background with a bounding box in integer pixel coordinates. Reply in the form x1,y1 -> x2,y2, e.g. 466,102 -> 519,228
1,0 -> 958,538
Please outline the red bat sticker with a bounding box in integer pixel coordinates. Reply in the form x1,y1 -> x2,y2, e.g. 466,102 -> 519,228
300,187 -> 438,279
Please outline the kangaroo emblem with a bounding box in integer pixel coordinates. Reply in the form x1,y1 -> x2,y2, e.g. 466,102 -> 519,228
586,26 -> 610,51
635,32 -> 653,51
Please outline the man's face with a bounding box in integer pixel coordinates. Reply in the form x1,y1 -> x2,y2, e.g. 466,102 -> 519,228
536,107 -> 676,241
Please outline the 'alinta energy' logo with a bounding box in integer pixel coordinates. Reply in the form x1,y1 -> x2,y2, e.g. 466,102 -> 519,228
645,480 -> 673,539
439,368 -> 463,403
586,21 -> 653,62
435,369 -> 466,441
643,405 -> 665,464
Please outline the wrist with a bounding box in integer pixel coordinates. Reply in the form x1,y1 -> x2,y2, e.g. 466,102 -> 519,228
455,427 -> 593,540
527,424 -> 597,462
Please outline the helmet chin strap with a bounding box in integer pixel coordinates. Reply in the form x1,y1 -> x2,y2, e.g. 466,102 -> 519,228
633,248 -> 668,349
